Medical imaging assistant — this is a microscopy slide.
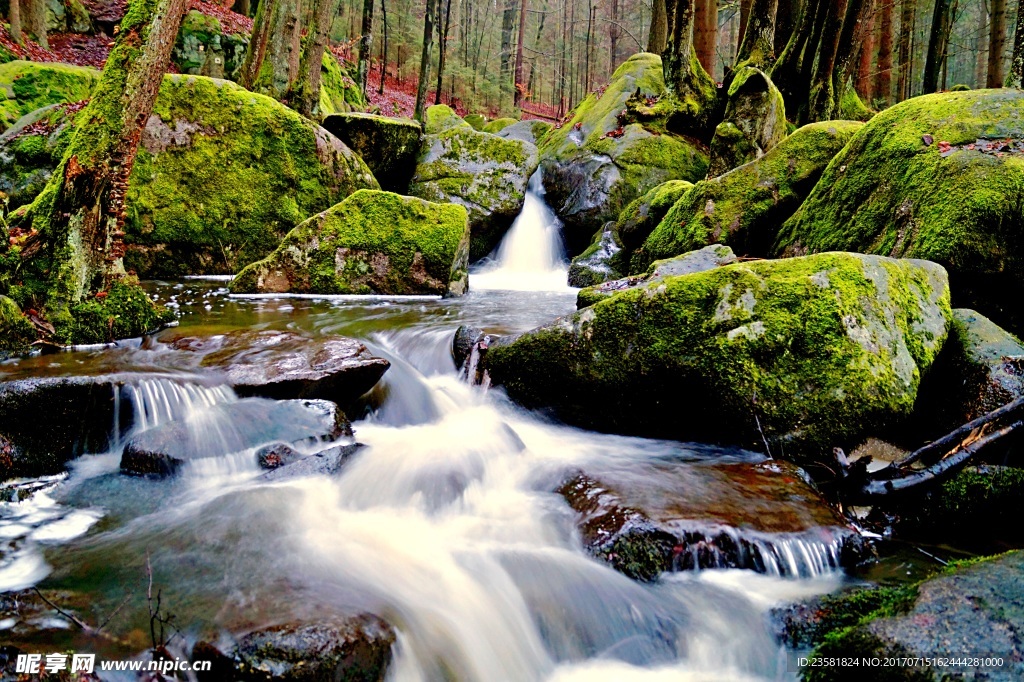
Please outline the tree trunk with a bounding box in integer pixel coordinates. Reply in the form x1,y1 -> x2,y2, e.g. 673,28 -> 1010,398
834,0 -> 873,97
735,0 -> 780,68
585,1 -> 593,92
923,0 -> 954,93
291,0 -> 334,117
21,0 -> 187,326
435,0 -> 452,104
514,0 -> 528,104
770,0 -> 820,113
234,0 -> 251,16
896,0 -> 914,99
976,0 -> 990,87
357,0 -> 374,95
241,0 -> 273,89
663,0 -> 696,90
413,0 -> 436,122
609,0 -> 619,76
501,0 -> 517,104
804,0 -> 848,123
774,0 -> 799,54
9,0 -> 22,45
988,0 -> 1008,86
27,0 -> 47,49
241,0 -> 302,100
378,0 -> 388,94
738,0 -> 752,55
1011,0 -> 1024,86
874,0 -> 893,103
649,0 -> 668,52
526,0 -> 549,96
695,0 -> 717,75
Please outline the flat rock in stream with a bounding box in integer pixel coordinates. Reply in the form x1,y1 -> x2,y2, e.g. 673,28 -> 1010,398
121,399 -> 351,477
169,330 -> 390,408
233,614 -> 396,682
558,460 -> 866,582
260,443 -> 363,481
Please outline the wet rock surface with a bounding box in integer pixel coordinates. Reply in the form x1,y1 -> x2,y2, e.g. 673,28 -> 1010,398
120,399 -> 351,476
174,329 -> 391,408
321,112 -> 423,193
260,443 -> 362,481
557,460 -> 865,582
567,223 -> 625,288
232,615 -> 396,682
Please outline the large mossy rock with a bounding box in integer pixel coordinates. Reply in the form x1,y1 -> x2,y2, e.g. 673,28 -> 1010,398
318,52 -> 368,116
802,552 -> 1024,681
776,89 -> 1024,280
566,222 -> 625,287
321,112 -> 422,192
707,67 -> 787,178
0,103 -> 78,211
538,53 -> 711,254
632,121 -> 864,273
231,190 -> 470,296
0,61 -> 99,132
615,179 -> 693,253
483,252 -> 951,460
172,9 -> 248,80
0,295 -> 34,353
409,105 -> 539,261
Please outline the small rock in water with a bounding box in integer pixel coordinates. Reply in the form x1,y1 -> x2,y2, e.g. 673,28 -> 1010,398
233,614 -> 396,682
255,442 -> 304,470
260,443 -> 363,481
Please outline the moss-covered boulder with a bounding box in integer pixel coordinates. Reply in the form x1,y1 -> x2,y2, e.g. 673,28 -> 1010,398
567,222 -> 624,287
321,112 -> 422,192
45,0 -> 92,33
538,53 -> 711,254
463,113 -> 487,130
482,252 -> 951,459
409,109 -> 539,261
496,119 -> 552,146
0,102 -> 78,211
801,552 -> 1024,681
707,67 -> 787,178
576,244 -> 736,308
776,89 -> 1024,281
318,52 -> 367,116
172,9 -> 248,80
615,179 -> 693,253
231,190 -> 470,296
482,117 -> 517,134
0,295 -> 34,353
632,121 -> 864,273
0,61 -> 100,132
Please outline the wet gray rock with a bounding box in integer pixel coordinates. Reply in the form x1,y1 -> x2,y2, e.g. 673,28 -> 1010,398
233,614 -> 395,682
171,330 -> 390,409
940,309 -> 1024,420
495,119 -> 553,146
557,460 -> 867,582
120,399 -> 351,477
255,442 -> 305,470
260,443 -> 362,481
576,244 -> 736,308
321,113 -> 422,193
567,223 -> 624,288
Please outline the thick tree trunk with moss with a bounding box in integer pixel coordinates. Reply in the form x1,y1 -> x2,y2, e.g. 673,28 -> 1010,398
413,0 -> 436,122
26,0 -> 47,48
357,0 -> 374,95
774,0 -> 798,53
13,0 -> 184,341
663,0 -> 696,91
770,0 -> 821,115
989,0 -> 1008,86
9,0 -> 23,46
735,0 -> 780,69
648,0 -> 668,53
832,0 -> 872,98
923,0 -> 954,94
874,0 -> 893,103
803,0 -> 847,123
239,0 -> 300,100
291,0 -> 334,117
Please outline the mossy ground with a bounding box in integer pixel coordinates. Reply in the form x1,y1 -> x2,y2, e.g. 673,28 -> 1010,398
633,120 -> 864,272
487,252 -> 950,458
776,89 -> 1024,279
0,61 -> 100,132
231,189 -> 469,296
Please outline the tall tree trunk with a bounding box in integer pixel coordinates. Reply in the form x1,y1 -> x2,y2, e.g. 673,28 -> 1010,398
663,0 -> 696,90
649,0 -> 668,52
501,0 -> 517,104
414,0 -> 436,122
896,0 -> 915,99
9,0 -> 22,46
1011,0 -> 1024,86
357,0 -> 375,95
856,5 -> 875,101
526,0 -> 549,96
770,0 -> 819,112
378,0 -> 388,94
585,0 -> 593,92
804,0 -> 848,123
435,0 -> 452,104
834,0 -> 872,95
976,0 -> 990,87
695,0 -> 717,74
609,0 -> 620,76
292,0 -> 335,117
923,0 -> 954,93
234,0 -> 251,16
774,0 -> 799,54
21,0 -> 187,325
27,0 -> 47,49
988,0 -> 1008,86
874,0 -> 893,103
514,0 -> 528,104
738,0 -> 752,54
735,0 -> 780,68
240,0 -> 274,88
241,0 -> 302,100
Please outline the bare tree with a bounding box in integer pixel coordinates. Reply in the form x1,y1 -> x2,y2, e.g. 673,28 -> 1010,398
988,0 -> 1008,86
649,0 -> 669,52
515,0 -> 529,104
923,0 -> 954,93
358,0 -> 375,95
896,0 -> 915,98
695,0 -> 717,74
414,0 -> 437,121
9,0 -> 22,46
874,0 -> 893,103
735,0 -> 780,69
1011,0 -> 1024,86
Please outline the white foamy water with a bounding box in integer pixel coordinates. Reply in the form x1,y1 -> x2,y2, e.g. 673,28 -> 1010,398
472,171 -> 574,292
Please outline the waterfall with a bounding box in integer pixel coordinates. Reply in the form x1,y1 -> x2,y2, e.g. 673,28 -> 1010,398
471,171 -> 572,292
125,376 -> 237,432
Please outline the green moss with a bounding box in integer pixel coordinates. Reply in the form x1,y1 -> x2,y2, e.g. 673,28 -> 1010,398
55,279 -> 174,345
0,294 -> 35,352
789,585 -> 920,650
633,121 -> 864,272
423,104 -> 469,134
486,252 -> 950,457
0,61 -> 100,132
231,189 -> 470,296
616,179 -> 694,251
482,117 -> 517,134
776,89 -> 1024,279
317,52 -> 366,117
173,10 -> 248,80
463,113 -> 487,130
0,102 -> 80,210
839,87 -> 875,122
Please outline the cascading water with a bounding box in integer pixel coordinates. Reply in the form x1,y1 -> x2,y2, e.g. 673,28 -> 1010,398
472,171 -> 573,292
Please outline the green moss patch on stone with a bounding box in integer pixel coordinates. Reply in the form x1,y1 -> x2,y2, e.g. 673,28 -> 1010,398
482,117 -> 517,134
231,189 -> 470,296
776,90 -> 1024,280
54,278 -> 174,345
172,9 -> 248,81
321,112 -> 421,193
0,61 -> 100,133
633,120 -> 864,272
423,104 -> 469,135
0,294 -> 35,352
615,179 -> 693,253
485,252 -> 951,459
317,52 -> 366,117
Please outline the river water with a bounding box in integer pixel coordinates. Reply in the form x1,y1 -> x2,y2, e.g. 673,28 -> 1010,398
0,179 -> 854,680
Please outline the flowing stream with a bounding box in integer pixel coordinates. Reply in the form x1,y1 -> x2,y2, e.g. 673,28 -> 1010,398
0,181 -> 858,680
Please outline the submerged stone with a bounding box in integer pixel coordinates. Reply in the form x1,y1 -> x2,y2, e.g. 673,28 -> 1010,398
230,190 -> 470,297
558,460 -> 866,582
321,112 -> 422,193
483,252 -> 951,460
